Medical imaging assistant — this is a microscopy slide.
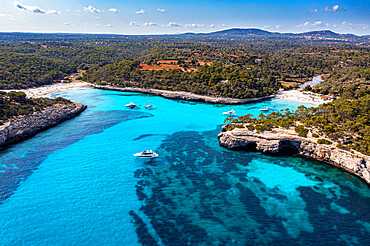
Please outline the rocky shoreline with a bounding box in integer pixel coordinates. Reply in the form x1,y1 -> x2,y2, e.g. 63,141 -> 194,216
218,127 -> 370,184
92,85 -> 275,104
0,102 -> 87,148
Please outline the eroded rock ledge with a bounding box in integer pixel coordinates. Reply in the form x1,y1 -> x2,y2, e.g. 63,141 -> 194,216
218,128 -> 370,184
93,85 -> 274,104
0,103 -> 87,148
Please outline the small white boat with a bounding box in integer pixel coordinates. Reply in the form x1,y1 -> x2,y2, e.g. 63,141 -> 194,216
223,109 -> 237,116
133,150 -> 159,158
259,107 -> 270,111
125,102 -> 136,108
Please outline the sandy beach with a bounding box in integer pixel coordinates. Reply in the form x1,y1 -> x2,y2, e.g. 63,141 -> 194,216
1,80 -> 332,106
1,81 -> 91,98
275,89 -> 332,105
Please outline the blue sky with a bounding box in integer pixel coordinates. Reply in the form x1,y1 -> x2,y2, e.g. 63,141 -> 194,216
0,0 -> 369,35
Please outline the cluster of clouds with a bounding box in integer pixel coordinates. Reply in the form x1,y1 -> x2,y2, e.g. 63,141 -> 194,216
12,2 -> 119,15
130,21 -> 216,28
296,20 -> 368,30
338,21 -> 368,30
135,8 -> 166,14
297,21 -> 324,28
13,1 -> 60,14
324,5 -> 340,12
310,4 -> 342,13
83,5 -> 100,14
263,25 -> 281,29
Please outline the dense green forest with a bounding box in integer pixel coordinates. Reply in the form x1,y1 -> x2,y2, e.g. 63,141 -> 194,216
83,60 -> 280,98
0,51 -> 76,89
0,33 -> 368,98
0,91 -> 72,124
224,95 -> 370,155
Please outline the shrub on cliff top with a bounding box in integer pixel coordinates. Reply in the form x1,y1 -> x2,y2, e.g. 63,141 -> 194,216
295,125 -> 308,137
317,139 -> 332,145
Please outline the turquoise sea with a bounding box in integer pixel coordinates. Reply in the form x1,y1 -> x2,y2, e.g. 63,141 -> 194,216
0,88 -> 369,245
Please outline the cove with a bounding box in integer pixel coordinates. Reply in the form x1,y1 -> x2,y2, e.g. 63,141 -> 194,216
0,87 -> 369,245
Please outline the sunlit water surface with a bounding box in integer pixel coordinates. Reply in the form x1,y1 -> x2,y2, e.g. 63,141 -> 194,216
0,88 -> 369,245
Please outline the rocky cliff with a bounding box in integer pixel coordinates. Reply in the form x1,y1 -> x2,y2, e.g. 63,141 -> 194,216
93,85 -> 275,104
0,103 -> 87,148
218,127 -> 370,184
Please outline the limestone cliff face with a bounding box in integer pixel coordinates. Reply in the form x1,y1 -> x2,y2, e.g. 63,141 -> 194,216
218,128 -> 370,184
0,103 -> 87,148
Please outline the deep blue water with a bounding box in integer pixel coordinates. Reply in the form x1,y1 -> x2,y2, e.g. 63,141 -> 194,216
0,88 -> 369,245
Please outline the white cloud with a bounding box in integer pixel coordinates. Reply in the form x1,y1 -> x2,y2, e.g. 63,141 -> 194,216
130,21 -> 140,26
276,25 -> 281,29
93,16 -> 101,19
106,24 -> 113,28
75,9 -> 81,13
310,9 -> 318,13
157,8 -> 166,12
46,10 -> 58,14
209,24 -> 215,28
64,22 -> 70,26
340,21 -> 369,30
324,5 -> 339,12
143,22 -> 157,27
0,13 -> 15,18
109,8 -> 117,13
165,22 -> 181,27
262,25 -> 271,29
184,23 -> 206,28
84,5 -> 100,14
219,24 -> 226,27
297,21 -> 324,28
13,1 -> 60,14
136,9 -> 145,14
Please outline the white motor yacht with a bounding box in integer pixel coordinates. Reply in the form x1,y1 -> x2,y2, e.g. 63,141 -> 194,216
259,107 -> 269,111
222,109 -> 237,116
125,102 -> 136,108
133,150 -> 159,158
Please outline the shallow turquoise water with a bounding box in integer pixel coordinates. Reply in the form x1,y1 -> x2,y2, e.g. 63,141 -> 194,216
0,88 -> 369,245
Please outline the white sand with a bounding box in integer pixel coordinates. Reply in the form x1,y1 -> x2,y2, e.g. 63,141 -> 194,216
276,90 -> 332,105
1,81 -> 91,98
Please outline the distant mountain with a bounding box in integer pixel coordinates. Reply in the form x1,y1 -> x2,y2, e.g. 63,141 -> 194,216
205,28 -> 275,36
183,28 -> 368,42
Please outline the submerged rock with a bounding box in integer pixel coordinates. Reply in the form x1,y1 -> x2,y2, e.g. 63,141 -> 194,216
218,128 -> 370,184
0,102 -> 87,148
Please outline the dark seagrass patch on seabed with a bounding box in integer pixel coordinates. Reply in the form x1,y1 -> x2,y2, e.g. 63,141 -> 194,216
132,129 -> 370,245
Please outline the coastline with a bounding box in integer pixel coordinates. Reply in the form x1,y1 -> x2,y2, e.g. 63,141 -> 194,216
0,102 -> 87,149
218,127 -> 370,184
92,84 -> 276,104
1,81 -> 91,98
275,90 -> 332,106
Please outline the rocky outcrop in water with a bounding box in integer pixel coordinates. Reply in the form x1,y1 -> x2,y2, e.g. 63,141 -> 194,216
93,85 -> 274,104
218,127 -> 370,184
0,103 -> 86,148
